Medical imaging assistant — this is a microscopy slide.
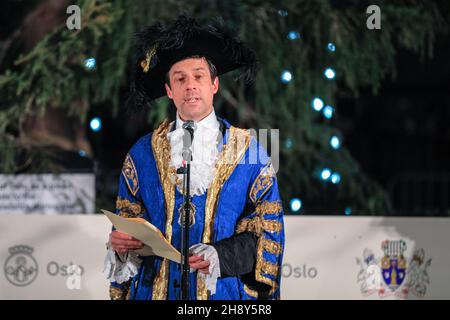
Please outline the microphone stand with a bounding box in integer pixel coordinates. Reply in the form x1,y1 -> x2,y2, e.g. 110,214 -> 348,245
177,122 -> 195,300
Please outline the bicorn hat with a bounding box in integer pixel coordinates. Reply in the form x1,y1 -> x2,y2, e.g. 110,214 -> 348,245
127,14 -> 259,109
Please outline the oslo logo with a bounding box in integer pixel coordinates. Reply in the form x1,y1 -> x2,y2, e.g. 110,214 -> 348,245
4,245 -> 38,286
282,263 -> 318,279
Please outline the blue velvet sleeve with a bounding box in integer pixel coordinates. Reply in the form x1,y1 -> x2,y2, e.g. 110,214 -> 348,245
238,159 -> 285,300
212,139 -> 285,300
109,152 -> 146,300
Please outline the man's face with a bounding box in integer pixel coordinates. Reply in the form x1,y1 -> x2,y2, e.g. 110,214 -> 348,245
165,57 -> 219,121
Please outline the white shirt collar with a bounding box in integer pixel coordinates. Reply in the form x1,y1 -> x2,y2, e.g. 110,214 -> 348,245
175,108 -> 219,131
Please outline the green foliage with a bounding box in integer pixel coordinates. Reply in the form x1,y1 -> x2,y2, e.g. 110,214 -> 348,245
1,0 -> 448,214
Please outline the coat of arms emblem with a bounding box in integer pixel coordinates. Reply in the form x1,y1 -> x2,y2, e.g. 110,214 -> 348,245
356,240 -> 431,298
4,245 -> 39,286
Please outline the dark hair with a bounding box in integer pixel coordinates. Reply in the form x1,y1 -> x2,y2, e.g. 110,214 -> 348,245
165,55 -> 217,88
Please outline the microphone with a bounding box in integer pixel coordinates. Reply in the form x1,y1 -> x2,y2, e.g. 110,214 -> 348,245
179,120 -> 196,300
182,120 -> 196,161
182,120 -> 196,138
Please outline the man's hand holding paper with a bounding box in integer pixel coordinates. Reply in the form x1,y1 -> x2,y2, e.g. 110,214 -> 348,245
109,230 -> 144,255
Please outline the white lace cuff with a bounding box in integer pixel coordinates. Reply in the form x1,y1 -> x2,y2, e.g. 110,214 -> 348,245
189,243 -> 221,295
103,243 -> 142,284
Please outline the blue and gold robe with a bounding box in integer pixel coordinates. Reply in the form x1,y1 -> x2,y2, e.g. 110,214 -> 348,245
109,117 -> 285,300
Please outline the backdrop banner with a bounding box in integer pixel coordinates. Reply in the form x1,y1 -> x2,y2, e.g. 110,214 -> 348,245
0,174 -> 95,214
282,216 -> 450,299
0,215 -> 449,299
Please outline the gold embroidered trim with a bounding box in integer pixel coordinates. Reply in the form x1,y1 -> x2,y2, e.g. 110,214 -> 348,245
197,275 -> 207,300
116,197 -> 144,218
255,238 -> 279,290
151,120 -> 175,300
243,283 -> 278,299
140,44 -> 158,73
244,285 -> 259,298
198,126 -> 251,300
243,237 -> 281,299
255,200 -> 283,217
242,200 -> 283,296
249,162 -> 275,204
261,238 -> 282,255
236,217 -> 259,234
260,260 -> 279,276
122,153 -> 140,197
109,286 -> 125,300
262,220 -> 282,233
109,283 -> 130,300
237,199 -> 282,295
236,217 -> 282,235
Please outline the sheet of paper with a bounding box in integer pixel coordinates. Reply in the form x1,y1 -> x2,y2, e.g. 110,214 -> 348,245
102,209 -> 181,263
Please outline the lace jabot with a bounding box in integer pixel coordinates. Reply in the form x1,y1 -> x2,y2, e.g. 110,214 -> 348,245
166,109 -> 221,196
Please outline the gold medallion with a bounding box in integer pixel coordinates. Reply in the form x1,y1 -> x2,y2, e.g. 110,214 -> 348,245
178,201 -> 196,228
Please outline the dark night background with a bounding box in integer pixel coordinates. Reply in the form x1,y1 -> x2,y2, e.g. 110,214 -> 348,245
1,0 -> 449,216
91,35 -> 450,216
336,38 -> 450,215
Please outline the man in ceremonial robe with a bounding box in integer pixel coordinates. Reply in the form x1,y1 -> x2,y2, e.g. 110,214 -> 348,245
104,14 -> 285,300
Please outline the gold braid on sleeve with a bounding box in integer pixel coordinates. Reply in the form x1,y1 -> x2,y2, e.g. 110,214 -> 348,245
239,199 -> 283,299
116,197 -> 144,218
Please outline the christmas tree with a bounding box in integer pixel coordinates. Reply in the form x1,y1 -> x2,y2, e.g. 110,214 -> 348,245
1,0 -> 448,214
